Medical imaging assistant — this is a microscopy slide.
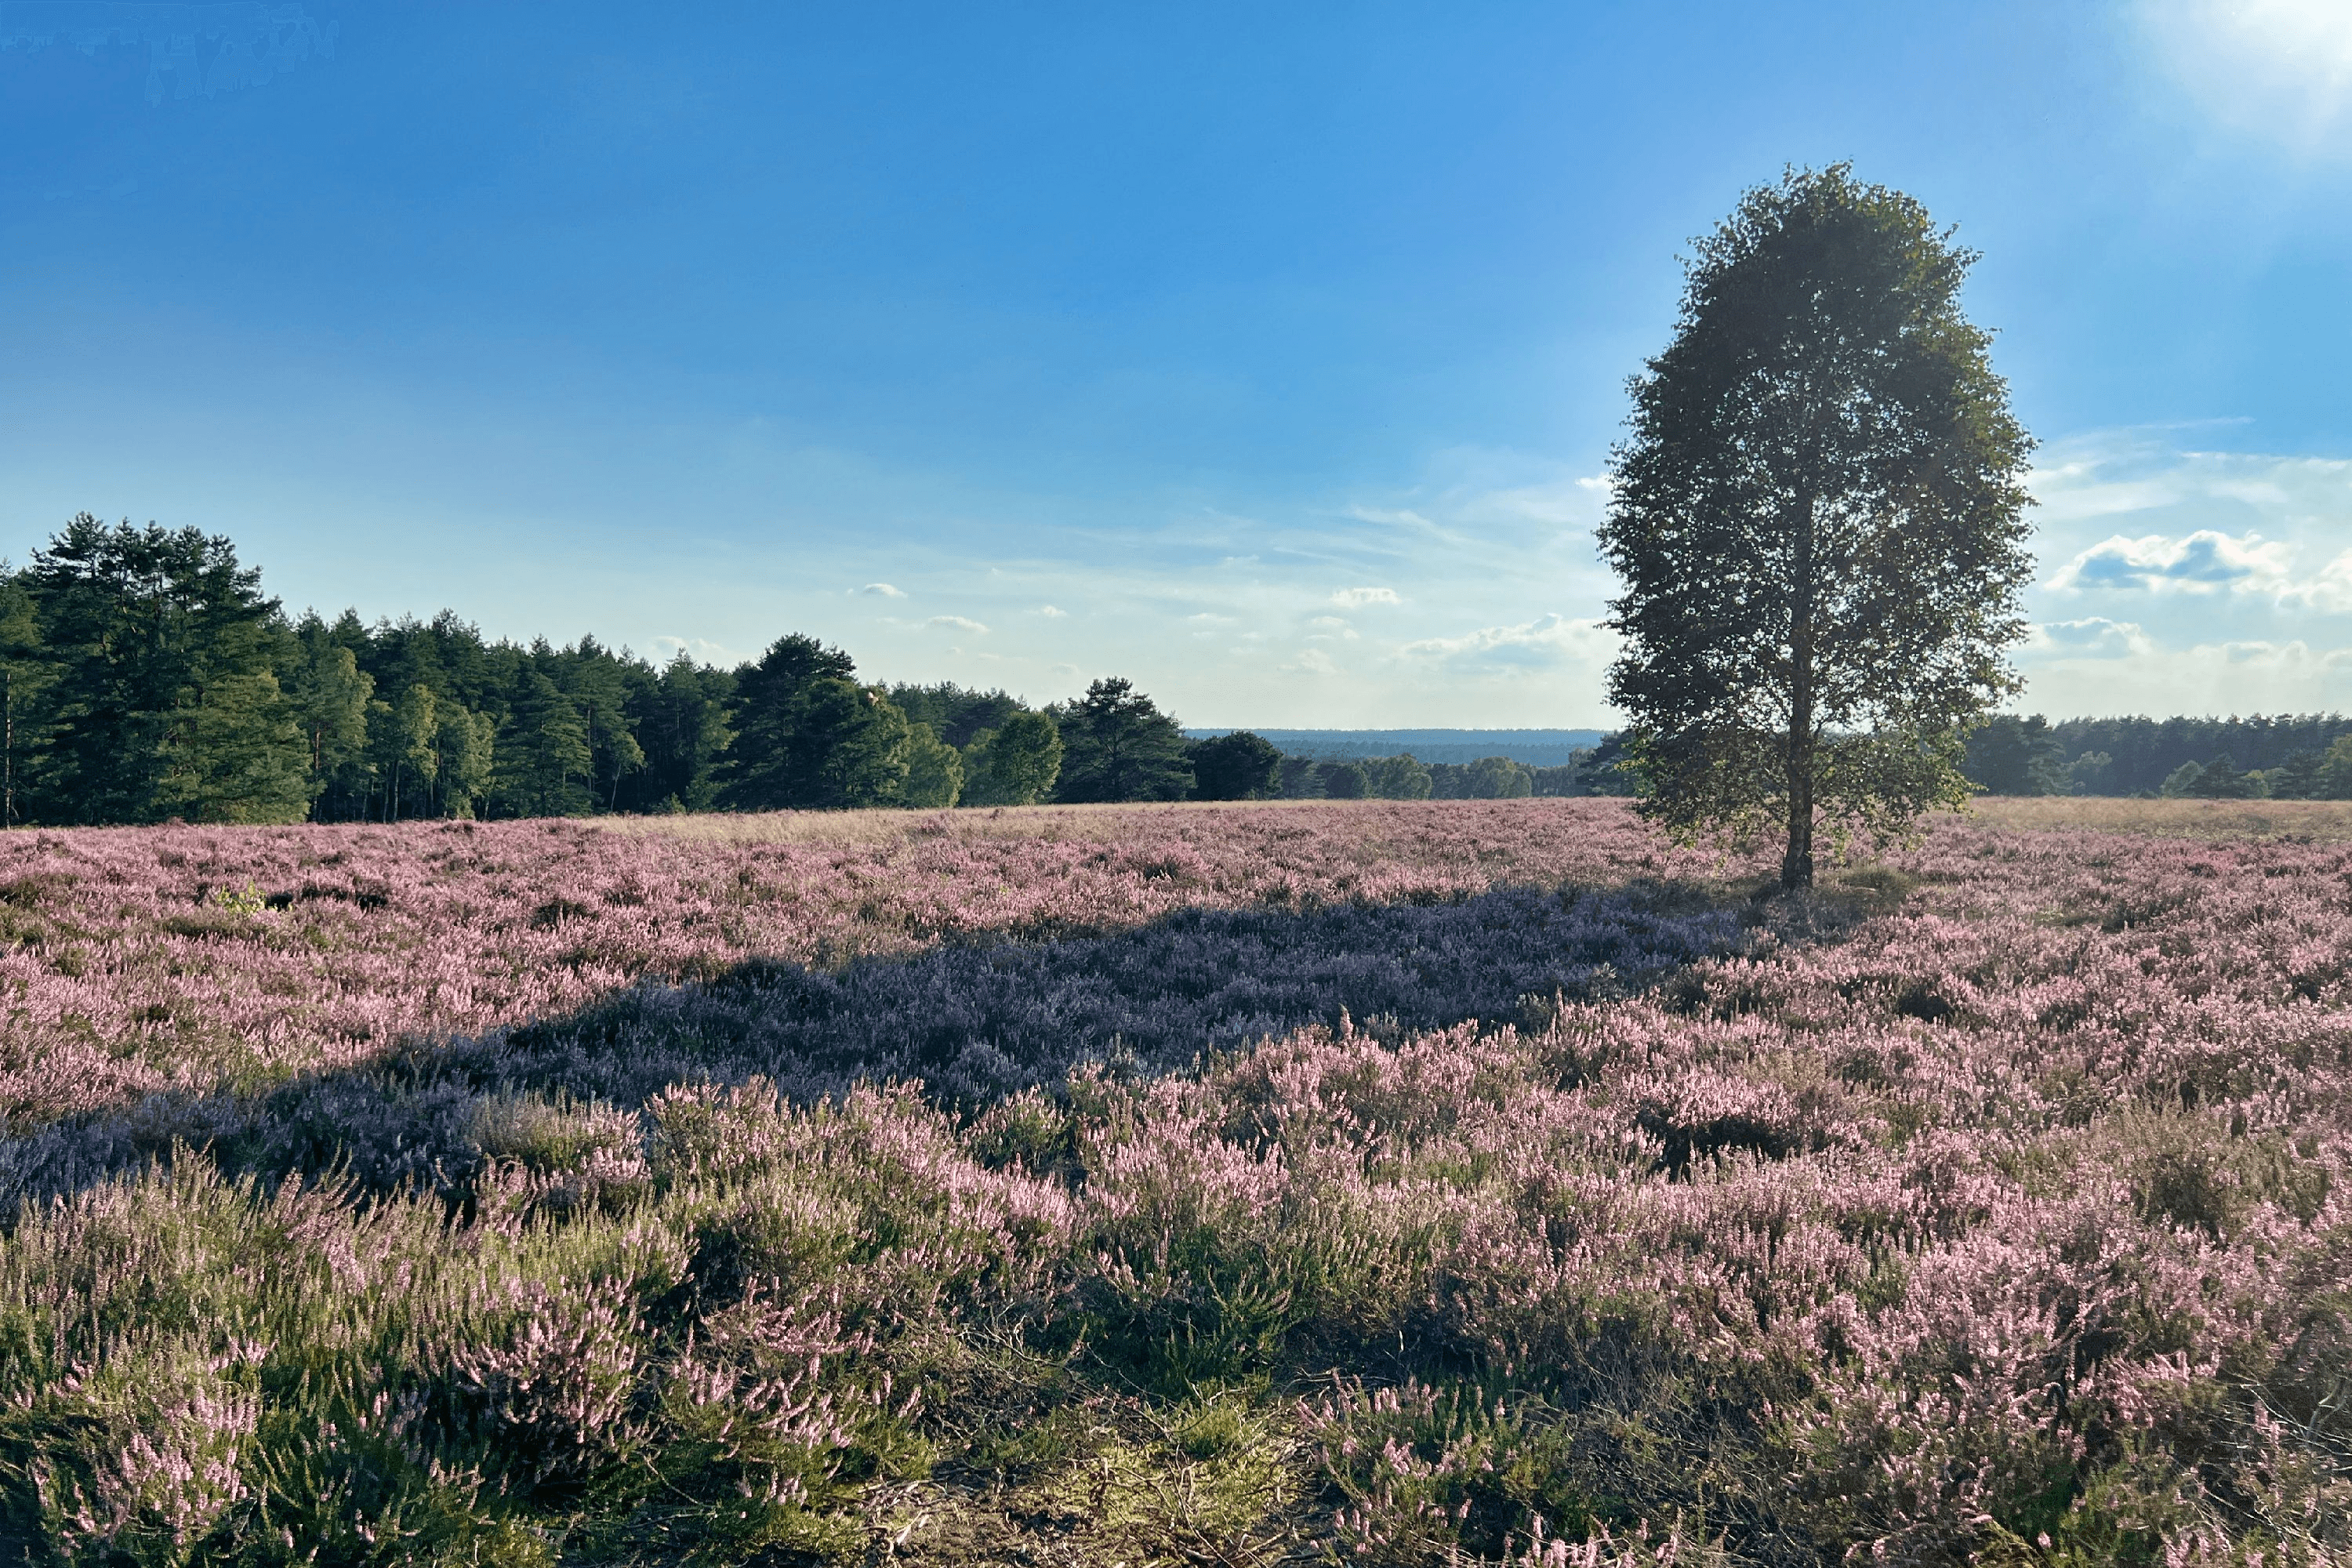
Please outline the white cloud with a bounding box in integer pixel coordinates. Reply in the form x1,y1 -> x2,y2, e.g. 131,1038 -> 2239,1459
1400,613 -> 1614,672
2025,618 -> 2154,659
1285,648 -> 1339,675
1033,604 -> 1067,618
857,583 -> 906,598
2047,529 -> 2295,594
925,615 -> 989,633
1330,586 -> 1401,608
2288,550 -> 2352,613
1305,615 -> 1359,641
2024,633 -> 2352,715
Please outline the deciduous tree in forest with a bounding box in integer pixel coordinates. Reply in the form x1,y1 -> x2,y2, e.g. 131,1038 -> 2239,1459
900,724 -> 964,808
1051,678 -> 1192,803
368,684 -> 439,822
437,703 -> 495,818
960,710 -> 1063,806
1599,165 -> 2034,888
286,620 -> 373,812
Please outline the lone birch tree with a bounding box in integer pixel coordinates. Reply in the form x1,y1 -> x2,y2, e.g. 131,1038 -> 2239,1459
1598,165 -> 2034,889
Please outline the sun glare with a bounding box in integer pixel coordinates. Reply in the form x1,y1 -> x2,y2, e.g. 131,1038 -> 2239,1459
2146,0 -> 2352,154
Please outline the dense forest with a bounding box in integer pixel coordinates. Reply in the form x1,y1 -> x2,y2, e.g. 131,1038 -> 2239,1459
1962,713 -> 2352,798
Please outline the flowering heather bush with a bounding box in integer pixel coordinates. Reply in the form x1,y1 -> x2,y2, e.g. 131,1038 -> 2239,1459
0,801 -> 1701,1134
0,802 -> 2345,1565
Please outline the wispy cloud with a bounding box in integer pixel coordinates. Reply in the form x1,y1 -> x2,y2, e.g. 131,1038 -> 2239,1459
1399,613 -> 1613,673
1330,586 -> 1401,608
925,615 -> 988,633
857,583 -> 906,598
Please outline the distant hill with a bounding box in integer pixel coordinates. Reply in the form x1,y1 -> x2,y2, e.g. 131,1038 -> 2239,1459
1184,728 -> 1610,768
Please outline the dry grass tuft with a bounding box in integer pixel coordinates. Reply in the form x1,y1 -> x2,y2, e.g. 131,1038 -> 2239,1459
1967,794 -> 2352,840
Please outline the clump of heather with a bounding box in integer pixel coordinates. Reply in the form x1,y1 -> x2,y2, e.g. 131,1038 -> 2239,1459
0,804 -> 2345,1565
0,800 -> 1704,1136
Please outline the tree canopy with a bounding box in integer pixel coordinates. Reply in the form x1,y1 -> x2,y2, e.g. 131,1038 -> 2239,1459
1186,731 -> 1282,800
1051,679 -> 1192,804
1599,165 -> 2034,888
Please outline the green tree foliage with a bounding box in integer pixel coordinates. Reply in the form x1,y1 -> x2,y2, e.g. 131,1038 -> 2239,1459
1965,714 -> 2068,796
1051,679 -> 1192,803
368,684 -> 439,822
900,724 -> 964,808
285,619 -> 374,811
1186,731 -> 1282,800
1278,754 -> 1326,798
716,633 -> 913,811
21,516 -> 310,824
0,572 -> 53,828
1598,166 -> 2034,888
961,710 -> 1064,806
628,652 -> 732,811
493,671 -> 593,817
437,704 -> 495,818
2186,753 -> 2255,800
888,682 -> 1027,749
2030,714 -> 2352,796
1360,753 -> 1432,800
1317,760 -> 1369,799
561,636 -> 645,811
1427,757 -> 1535,799
718,635 -> 861,810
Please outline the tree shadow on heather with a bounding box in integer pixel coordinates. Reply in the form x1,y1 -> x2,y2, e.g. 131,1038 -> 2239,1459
0,871 -> 1907,1207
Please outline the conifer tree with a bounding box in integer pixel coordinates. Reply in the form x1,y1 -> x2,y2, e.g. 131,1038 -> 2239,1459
0,571 -> 53,828
1050,679 -> 1192,803
23,515 -> 309,824
492,670 -> 593,817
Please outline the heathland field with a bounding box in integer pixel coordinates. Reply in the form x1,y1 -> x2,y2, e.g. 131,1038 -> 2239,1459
1,799 -> 2346,1565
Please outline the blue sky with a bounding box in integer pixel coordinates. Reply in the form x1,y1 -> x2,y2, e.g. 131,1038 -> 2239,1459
3,1 -> 2350,726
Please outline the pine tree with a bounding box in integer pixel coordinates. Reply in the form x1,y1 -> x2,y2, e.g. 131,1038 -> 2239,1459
0,570 -> 54,828
23,515 -> 309,824
718,634 -> 860,810
492,671 -> 593,817
628,652 -> 732,811
1050,679 -> 1192,803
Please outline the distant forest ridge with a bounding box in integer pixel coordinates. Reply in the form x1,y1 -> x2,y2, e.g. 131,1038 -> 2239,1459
1185,728 -> 1610,767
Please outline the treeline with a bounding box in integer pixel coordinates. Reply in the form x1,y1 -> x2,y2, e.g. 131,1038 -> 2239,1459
1964,714 -> 2352,799
1247,736 -> 1639,801
0,517 -> 1220,825
2,516 -> 1640,826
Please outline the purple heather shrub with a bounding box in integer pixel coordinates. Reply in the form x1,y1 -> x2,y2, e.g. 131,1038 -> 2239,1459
0,802 -> 2342,1563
